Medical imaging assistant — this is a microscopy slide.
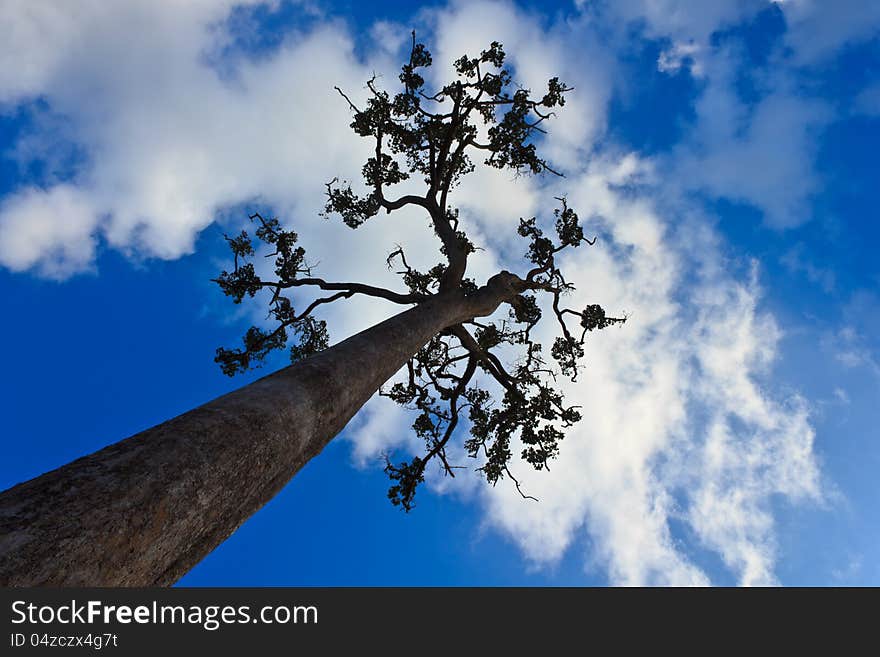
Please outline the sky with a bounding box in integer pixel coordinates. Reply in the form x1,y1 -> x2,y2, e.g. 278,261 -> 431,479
0,0 -> 878,586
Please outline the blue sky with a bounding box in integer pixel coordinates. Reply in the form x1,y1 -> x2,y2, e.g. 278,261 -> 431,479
1,0 -> 878,586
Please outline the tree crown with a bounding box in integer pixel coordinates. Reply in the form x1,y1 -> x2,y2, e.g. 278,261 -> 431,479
214,34 -> 625,509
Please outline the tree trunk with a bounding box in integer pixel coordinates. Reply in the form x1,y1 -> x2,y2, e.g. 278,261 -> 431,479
0,291 -> 483,586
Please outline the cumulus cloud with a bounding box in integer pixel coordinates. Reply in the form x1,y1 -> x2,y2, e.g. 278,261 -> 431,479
0,184 -> 98,277
0,0 -> 392,276
0,0 -> 843,585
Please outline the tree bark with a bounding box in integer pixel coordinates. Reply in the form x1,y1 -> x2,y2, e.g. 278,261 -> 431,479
0,290 -> 487,586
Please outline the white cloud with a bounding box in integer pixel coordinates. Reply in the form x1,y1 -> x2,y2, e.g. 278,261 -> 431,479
584,0 -> 764,45
589,0 -> 877,229
674,75 -> 831,228
0,0 -> 833,585
658,41 -> 703,75
684,273 -> 820,585
0,0 -> 391,275
356,150 -> 822,585
595,0 -> 880,69
825,326 -> 880,375
638,15 -> 834,230
815,291 -> 880,378
775,0 -> 880,65
0,184 -> 98,278
482,160 -> 820,585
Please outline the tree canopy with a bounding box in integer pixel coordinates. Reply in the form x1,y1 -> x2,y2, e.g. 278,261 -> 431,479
214,34 -> 625,510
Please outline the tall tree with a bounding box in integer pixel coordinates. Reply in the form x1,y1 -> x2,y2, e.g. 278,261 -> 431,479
0,35 -> 623,586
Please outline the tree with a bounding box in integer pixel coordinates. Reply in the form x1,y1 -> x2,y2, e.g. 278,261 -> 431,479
0,35 -> 623,586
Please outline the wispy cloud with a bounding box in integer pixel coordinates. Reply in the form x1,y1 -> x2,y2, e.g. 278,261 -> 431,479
781,244 -> 836,292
